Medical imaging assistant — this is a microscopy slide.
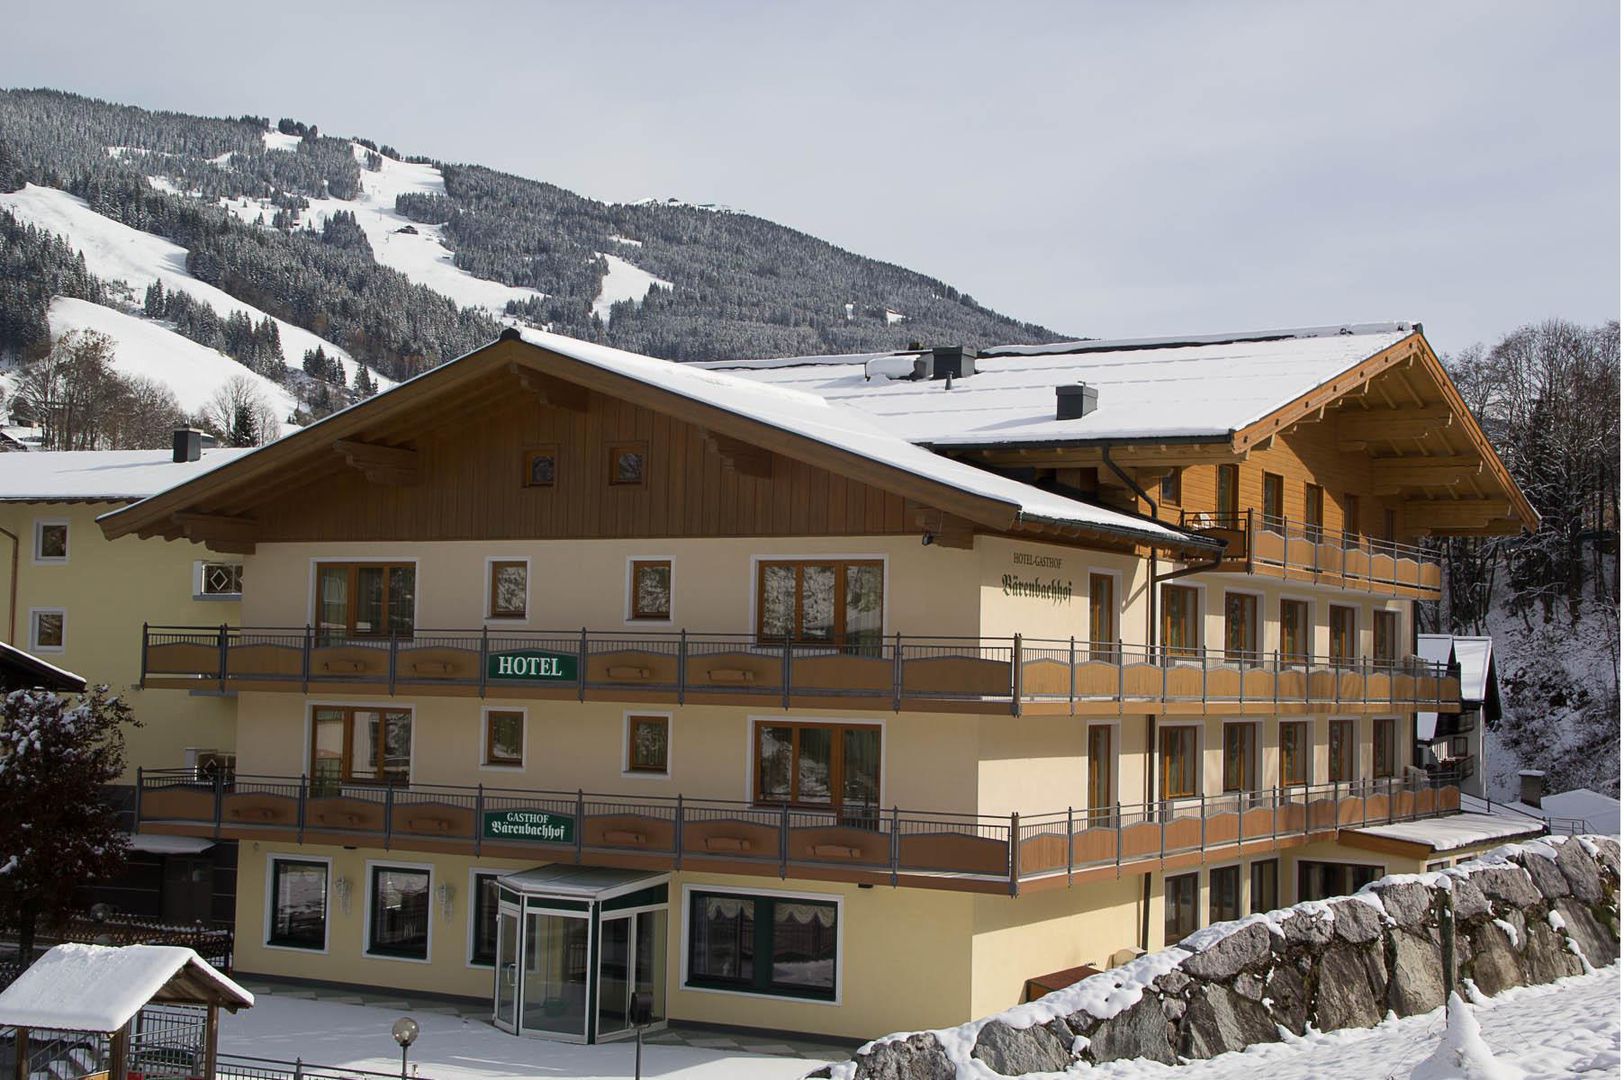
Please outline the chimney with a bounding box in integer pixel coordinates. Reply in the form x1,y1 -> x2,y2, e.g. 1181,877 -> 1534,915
1056,383 -> 1099,421
172,427 -> 203,463
1518,769 -> 1546,809
930,346 -> 975,381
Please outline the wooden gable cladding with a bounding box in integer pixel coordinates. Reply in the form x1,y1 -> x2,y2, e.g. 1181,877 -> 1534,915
237,384 -> 918,543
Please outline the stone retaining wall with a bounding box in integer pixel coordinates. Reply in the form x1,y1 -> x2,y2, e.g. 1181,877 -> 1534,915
817,835 -> 1621,1080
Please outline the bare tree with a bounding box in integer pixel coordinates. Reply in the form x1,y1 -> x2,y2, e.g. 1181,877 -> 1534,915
107,375 -> 186,450
13,329 -> 124,450
197,375 -> 284,447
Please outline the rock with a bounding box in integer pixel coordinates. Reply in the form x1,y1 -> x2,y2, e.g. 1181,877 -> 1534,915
1178,983 -> 1280,1059
1087,995 -> 1177,1066
1555,838 -> 1604,904
804,1069 -> 832,1079
1585,836 -> 1620,875
1473,865 -> 1541,909
1373,880 -> 1435,928
1280,910 -> 1334,948
1514,850 -> 1572,900
1233,972 -> 1265,1001
851,1034 -> 955,1080
1553,897 -> 1620,967
1387,929 -> 1447,1016
1523,917 -> 1584,984
1463,919 -> 1525,997
971,1019 -> 1073,1076
1332,899 -> 1383,944
1267,961 -> 1310,1036
1153,969 -> 1192,995
1451,876 -> 1492,920
1161,998 -> 1186,1022
1183,922 -> 1272,980
1313,941 -> 1387,1031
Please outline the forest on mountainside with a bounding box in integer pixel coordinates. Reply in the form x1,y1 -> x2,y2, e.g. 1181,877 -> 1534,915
1421,319 -> 1621,799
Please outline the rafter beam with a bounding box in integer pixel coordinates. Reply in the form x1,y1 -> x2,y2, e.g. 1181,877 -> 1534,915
333,439 -> 420,486
1371,456 -> 1483,494
1404,499 -> 1517,530
509,362 -> 589,412
908,503 -> 976,549
700,430 -> 774,479
172,512 -> 258,552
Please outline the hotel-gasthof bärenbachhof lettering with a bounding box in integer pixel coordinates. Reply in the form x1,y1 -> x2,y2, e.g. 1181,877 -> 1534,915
1003,550 -> 1073,603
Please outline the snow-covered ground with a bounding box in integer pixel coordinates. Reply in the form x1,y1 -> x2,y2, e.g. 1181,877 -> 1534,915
0,184 -> 384,388
591,253 -> 670,322
219,993 -> 825,1080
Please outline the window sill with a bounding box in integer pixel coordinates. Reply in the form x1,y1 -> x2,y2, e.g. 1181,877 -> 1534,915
363,948 -> 432,965
193,593 -> 242,602
480,762 -> 526,772
681,980 -> 838,1006
621,768 -> 671,781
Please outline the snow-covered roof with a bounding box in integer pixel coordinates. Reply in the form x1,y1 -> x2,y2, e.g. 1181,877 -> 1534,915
1527,790 -> 1621,835
0,943 -> 253,1031
516,327 -> 1208,547
699,323 -> 1416,446
1346,813 -> 1545,853
0,447 -> 254,502
0,640 -> 86,691
1417,634 -> 1495,702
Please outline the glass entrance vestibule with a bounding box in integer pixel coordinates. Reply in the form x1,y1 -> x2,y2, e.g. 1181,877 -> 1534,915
492,866 -> 668,1043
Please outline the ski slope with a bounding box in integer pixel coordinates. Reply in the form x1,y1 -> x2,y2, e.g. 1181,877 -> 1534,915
0,184 -> 387,388
591,252 -> 671,322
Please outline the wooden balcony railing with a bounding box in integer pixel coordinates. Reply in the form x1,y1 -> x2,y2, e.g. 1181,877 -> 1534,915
139,626 -> 1461,715
1182,510 -> 1443,597
134,769 -> 1462,895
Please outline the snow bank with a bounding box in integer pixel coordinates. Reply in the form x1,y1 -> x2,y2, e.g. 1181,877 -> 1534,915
591,252 -> 670,322
1409,993 -> 1527,1080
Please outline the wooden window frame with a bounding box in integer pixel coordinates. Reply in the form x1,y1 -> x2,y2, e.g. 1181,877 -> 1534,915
1221,722 -> 1257,793
625,714 -> 671,775
1215,464 -> 1239,521
1159,725 -> 1199,800
1373,717 -> 1396,779
1088,572 -> 1118,657
1279,721 -> 1309,787
1280,599 -> 1312,665
1329,604 -> 1358,664
1372,610 -> 1398,666
483,708 -> 525,768
1249,859 -> 1279,915
755,559 -> 885,647
1209,864 -> 1241,924
608,440 -> 649,487
1159,468 -> 1182,506
1223,591 -> 1260,664
522,444 -> 559,488
1165,871 -> 1199,943
1342,492 -> 1361,546
1328,718 -> 1357,783
310,705 -> 413,785
1160,584 -> 1202,659
314,561 -> 416,638
1262,472 -> 1285,531
487,560 -> 528,620
1304,484 -> 1325,541
1087,724 -> 1114,817
752,719 -> 880,811
629,559 -> 673,621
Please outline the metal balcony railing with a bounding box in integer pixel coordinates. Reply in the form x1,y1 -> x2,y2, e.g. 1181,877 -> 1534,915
1182,510 -> 1444,594
139,626 -> 1462,714
135,768 -> 1463,894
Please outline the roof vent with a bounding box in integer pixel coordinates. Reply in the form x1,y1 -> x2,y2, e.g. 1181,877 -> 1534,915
172,427 -> 204,463
930,346 -> 975,381
1055,383 -> 1098,421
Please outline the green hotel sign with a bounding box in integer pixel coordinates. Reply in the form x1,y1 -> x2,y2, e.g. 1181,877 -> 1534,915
482,809 -> 575,844
487,649 -> 577,681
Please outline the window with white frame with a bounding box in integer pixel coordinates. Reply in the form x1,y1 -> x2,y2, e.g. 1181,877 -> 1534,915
30,609 -> 65,651
34,521 -> 68,563
197,561 -> 244,598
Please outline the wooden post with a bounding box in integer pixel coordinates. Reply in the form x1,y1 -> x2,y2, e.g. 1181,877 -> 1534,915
13,1028 -> 27,1080
203,1004 -> 220,1080
1439,888 -> 1456,995
110,1022 -> 129,1080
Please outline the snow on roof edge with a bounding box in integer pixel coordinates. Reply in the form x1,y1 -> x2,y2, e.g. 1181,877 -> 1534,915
980,321 -> 1418,358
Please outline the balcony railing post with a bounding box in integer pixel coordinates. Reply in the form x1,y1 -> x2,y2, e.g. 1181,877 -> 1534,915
387,631 -> 398,697
302,625 -> 312,692
892,632 -> 903,712
1199,791 -> 1206,851
1068,637 -> 1076,713
578,629 -> 588,703
297,774 -> 307,844
384,783 -> 394,851
674,794 -> 684,870
1200,645 -> 1208,707
134,766 -> 144,833
1237,790 -> 1243,853
212,766 -> 224,841
1117,641 -> 1125,712
217,623 -> 229,694
1159,800 -> 1167,858
1066,806 -> 1074,885
782,636 -> 792,711
1011,634 -> 1023,717
478,626 -> 488,699
140,623 -> 150,688
575,789 -> 585,863
474,784 -> 484,856
889,806 -> 899,887
677,629 -> 687,706
1008,812 -> 1020,896
779,803 -> 790,879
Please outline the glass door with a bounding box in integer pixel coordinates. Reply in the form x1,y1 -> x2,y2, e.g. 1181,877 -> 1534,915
519,909 -> 590,1040
597,910 -> 668,1040
493,906 -> 519,1032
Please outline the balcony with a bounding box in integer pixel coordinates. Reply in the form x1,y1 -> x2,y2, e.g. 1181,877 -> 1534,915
134,769 -> 1463,895
139,627 -> 1461,716
1182,511 -> 1443,599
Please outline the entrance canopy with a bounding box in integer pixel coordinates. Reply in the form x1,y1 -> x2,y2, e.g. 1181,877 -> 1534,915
498,865 -> 667,902
0,943 -> 253,1032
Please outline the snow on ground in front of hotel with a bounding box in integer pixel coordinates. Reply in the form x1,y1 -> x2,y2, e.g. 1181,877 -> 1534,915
0,184 -> 387,388
219,993 -> 828,1080
590,253 -> 670,322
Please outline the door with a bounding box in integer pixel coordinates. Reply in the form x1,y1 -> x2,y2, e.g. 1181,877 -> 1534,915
494,906 -> 520,1032
597,910 -> 668,1040
1086,725 -> 1113,823
520,910 -> 590,1039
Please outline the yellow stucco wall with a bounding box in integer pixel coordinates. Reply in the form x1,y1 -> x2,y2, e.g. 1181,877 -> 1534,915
0,501 -> 239,777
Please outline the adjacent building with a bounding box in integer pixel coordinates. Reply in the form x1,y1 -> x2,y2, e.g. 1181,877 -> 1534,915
1415,633 -> 1500,796
99,322 -> 1543,1042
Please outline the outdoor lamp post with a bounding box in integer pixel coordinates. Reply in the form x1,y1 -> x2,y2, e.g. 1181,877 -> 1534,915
630,991 -> 654,1080
391,1016 -> 419,1080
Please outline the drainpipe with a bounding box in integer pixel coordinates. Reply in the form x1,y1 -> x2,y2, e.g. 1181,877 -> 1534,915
0,524 -> 16,644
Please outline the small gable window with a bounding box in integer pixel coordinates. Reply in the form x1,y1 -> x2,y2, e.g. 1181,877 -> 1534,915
523,445 -> 558,488
609,441 -> 647,486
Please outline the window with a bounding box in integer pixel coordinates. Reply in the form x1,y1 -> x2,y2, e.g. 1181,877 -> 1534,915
1209,865 -> 1241,924
1222,722 -> 1257,793
757,560 -> 883,648
1223,592 -> 1258,664
488,560 -> 528,619
34,521 -> 67,562
1159,725 -> 1198,799
1087,724 -> 1114,819
1342,493 -> 1360,545
608,441 -> 647,486
1088,573 -> 1117,658
1297,861 -> 1382,902
268,859 -> 327,951
1329,605 -> 1357,663
630,560 -> 672,621
1304,484 -> 1325,541
1449,736 -> 1469,759
1262,472 -> 1284,531
368,865 -> 430,960
1216,464 -> 1239,521
1280,599 -> 1311,664
470,872 -> 502,965
315,562 -> 415,638
523,445 -> 558,488
755,721 -> 880,812
1250,859 -> 1279,914
1329,719 -> 1357,782
1381,508 -> 1397,544
688,891 -> 838,1001
311,707 -> 412,787
1161,585 -> 1201,659
626,714 -> 670,775
1373,717 -> 1396,779
1159,468 -> 1182,505
1280,721 -> 1309,786
1373,610 -> 1398,666
198,561 -> 244,597
1165,872 -> 1199,943
484,709 -> 524,767
30,609 -> 64,652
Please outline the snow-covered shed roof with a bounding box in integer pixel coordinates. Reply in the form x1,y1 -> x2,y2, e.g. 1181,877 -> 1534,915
0,639 -> 86,692
1417,634 -> 1495,702
1345,813 -> 1545,853
0,448 -> 254,502
0,943 -> 253,1031
699,323 -> 1417,446
1531,790 -> 1621,835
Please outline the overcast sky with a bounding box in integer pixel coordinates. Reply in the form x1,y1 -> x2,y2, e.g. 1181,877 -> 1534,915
2,0 -> 1618,355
